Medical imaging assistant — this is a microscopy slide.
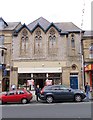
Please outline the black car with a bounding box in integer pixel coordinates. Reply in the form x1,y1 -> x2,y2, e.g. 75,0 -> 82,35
39,85 -> 86,103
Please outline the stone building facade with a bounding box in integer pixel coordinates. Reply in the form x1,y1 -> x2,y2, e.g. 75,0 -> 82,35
12,17 -> 83,90
82,31 -> 93,90
0,17 -> 21,91
0,17 -> 86,91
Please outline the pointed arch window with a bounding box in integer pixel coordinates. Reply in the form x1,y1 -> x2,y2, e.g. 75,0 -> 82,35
34,28 -> 42,54
71,33 -> 75,49
48,28 -> 57,55
71,37 -> 75,48
89,43 -> 93,59
20,29 -> 29,54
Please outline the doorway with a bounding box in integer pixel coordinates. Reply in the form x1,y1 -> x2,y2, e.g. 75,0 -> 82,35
35,78 -> 45,89
33,73 -> 46,89
70,76 -> 78,89
2,77 -> 9,91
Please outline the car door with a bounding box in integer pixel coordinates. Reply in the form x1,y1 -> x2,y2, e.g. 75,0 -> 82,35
5,91 -> 16,103
60,86 -> 74,100
15,90 -> 25,102
51,86 -> 62,100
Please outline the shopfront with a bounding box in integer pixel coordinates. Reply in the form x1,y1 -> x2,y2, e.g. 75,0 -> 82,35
84,64 -> 93,89
18,73 -> 62,90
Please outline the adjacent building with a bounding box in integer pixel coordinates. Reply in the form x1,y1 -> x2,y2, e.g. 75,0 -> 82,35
82,31 -> 93,90
0,17 -> 21,91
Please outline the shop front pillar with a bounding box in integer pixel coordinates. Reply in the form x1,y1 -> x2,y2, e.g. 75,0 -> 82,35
10,67 -> 18,89
46,73 -> 48,80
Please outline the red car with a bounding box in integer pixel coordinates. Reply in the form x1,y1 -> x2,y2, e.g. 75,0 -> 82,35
0,89 -> 33,104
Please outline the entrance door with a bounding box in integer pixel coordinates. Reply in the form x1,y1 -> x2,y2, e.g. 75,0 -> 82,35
70,76 -> 78,89
34,73 -> 46,89
2,78 -> 9,91
35,79 -> 45,89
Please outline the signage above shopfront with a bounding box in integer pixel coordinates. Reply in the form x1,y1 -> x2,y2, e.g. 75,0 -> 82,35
84,64 -> 93,72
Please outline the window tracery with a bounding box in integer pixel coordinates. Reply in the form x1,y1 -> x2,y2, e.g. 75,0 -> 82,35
20,29 -> 28,55
34,28 -> 42,55
48,28 -> 57,55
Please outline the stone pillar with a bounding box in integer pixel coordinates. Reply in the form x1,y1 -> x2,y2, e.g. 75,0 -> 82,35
62,67 -> 70,87
10,67 -> 18,89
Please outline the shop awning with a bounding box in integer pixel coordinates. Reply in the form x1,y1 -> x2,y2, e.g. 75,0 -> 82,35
84,64 -> 93,72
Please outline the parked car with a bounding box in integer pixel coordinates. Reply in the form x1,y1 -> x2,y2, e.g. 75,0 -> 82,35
0,89 -> 33,104
39,85 -> 86,103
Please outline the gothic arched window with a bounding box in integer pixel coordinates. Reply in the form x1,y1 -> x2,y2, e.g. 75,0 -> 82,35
71,33 -> 75,48
89,43 -> 93,59
20,29 -> 29,54
48,28 -> 57,55
34,28 -> 42,54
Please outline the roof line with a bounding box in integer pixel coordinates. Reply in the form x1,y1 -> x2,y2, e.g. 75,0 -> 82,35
28,17 -> 50,26
0,17 -> 8,26
31,23 -> 45,33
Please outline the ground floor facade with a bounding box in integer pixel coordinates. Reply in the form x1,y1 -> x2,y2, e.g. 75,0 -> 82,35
1,61 -> 83,91
1,60 -> 81,91
84,64 -> 93,90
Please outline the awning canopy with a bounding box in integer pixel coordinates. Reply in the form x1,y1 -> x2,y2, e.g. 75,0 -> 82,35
84,64 -> 93,72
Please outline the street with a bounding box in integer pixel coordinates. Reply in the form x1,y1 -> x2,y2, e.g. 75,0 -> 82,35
1,101 -> 92,119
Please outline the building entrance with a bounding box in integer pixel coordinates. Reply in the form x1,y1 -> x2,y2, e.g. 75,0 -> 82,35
33,73 -> 46,89
2,77 -> 9,91
35,79 -> 45,89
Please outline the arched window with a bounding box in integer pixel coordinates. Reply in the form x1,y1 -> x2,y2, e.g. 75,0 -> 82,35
89,43 -> 93,59
48,28 -> 57,55
71,38 -> 75,48
71,33 -> 75,48
34,28 -> 42,54
20,29 -> 28,54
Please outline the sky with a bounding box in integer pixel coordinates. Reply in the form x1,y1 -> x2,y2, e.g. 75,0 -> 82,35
0,0 -> 92,30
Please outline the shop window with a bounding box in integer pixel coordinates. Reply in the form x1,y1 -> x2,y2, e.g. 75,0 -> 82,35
89,44 -> 93,59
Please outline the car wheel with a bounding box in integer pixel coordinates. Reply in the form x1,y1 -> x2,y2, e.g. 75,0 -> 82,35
75,94 -> 82,102
46,96 -> 53,103
21,98 -> 28,104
